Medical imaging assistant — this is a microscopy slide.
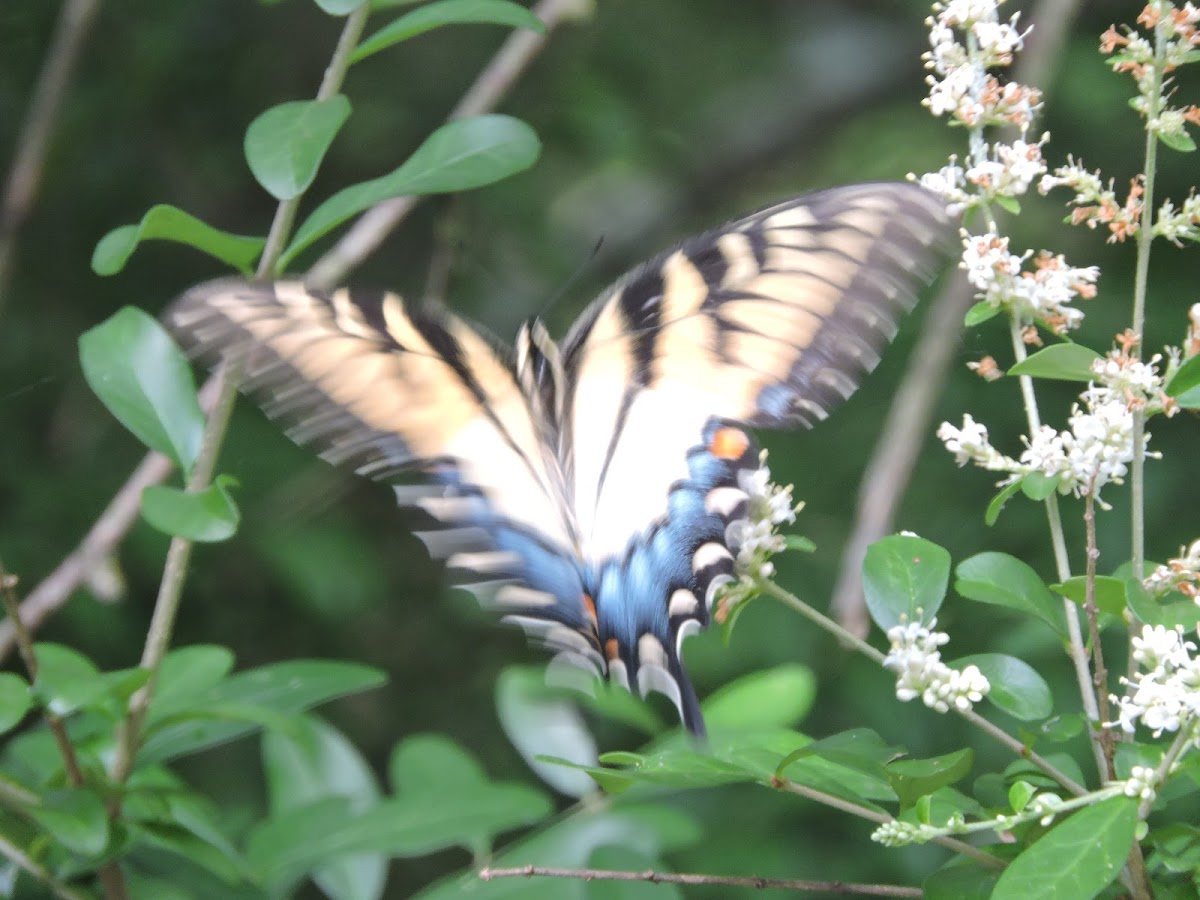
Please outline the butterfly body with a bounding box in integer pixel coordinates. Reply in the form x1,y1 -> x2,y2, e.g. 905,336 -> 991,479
167,182 -> 953,736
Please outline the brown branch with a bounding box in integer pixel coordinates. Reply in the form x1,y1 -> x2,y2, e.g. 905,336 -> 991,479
479,865 -> 924,897
0,0 -> 103,312
829,0 -> 1085,635
0,374 -> 229,664
305,0 -> 592,289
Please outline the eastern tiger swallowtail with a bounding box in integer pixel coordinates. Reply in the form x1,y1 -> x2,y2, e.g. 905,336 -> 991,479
167,182 -> 953,736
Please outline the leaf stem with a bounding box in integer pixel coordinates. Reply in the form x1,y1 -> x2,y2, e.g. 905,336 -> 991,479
0,828 -> 92,900
261,4 -> 370,278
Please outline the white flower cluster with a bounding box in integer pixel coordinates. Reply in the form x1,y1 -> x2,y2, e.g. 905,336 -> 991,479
1144,539 -> 1200,603
728,450 -> 799,582
882,618 -> 990,713
937,337 -> 1172,506
870,819 -> 934,848
1109,624 -> 1200,738
962,233 -> 1098,333
924,1 -> 1038,130
1028,791 -> 1065,826
1123,765 -> 1159,803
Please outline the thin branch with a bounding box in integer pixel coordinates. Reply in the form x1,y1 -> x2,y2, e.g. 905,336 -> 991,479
306,0 -> 590,289
0,562 -> 86,788
479,865 -> 924,896
0,375 -> 232,663
0,829 -> 92,900
1083,486 -> 1115,779
0,0 -> 103,312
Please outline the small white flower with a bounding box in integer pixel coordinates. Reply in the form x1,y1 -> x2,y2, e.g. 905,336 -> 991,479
1123,766 -> 1158,803
883,617 -> 990,713
1108,624 -> 1200,738
871,819 -> 931,847
1029,792 -> 1064,826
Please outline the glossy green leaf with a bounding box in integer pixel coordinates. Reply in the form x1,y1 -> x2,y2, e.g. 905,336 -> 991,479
991,796 -> 1138,900
1165,353 -> 1200,408
1019,471 -> 1062,501
862,534 -> 951,630
1157,128 -> 1197,152
153,645 -> 236,711
1124,569 -> 1200,630
496,667 -> 597,798
925,860 -> 1002,900
964,300 -> 1001,327
79,307 -> 205,473
282,114 -> 539,266
0,674 -> 32,732
955,552 -> 1066,636
776,728 -> 901,779
92,204 -> 264,275
1008,343 -> 1102,381
985,479 -> 1023,526
702,664 -> 815,731
247,786 -> 551,889
315,0 -> 366,12
30,644 -> 146,717
27,788 -> 109,857
263,715 -> 384,900
1052,575 -> 1127,617
390,733 -> 488,795
140,477 -> 240,542
245,96 -> 351,200
353,0 -> 545,63
140,660 -> 386,763
131,821 -> 244,883
887,748 -> 974,810
953,653 -> 1052,721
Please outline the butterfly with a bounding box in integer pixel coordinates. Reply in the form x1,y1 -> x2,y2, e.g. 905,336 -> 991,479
166,182 -> 953,736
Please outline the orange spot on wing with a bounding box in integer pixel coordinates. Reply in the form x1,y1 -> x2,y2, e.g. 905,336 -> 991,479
605,638 -> 621,660
582,593 -> 597,624
710,426 -> 750,460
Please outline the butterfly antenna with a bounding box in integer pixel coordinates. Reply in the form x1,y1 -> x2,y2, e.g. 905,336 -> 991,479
535,235 -> 606,324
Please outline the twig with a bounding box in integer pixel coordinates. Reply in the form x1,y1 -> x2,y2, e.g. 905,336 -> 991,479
1083,486 -> 1115,778
828,0 -> 1083,635
0,830 -> 92,900
0,561 -> 86,788
0,0 -> 103,311
306,0 -> 591,289
0,374 -> 230,664
479,865 -> 925,896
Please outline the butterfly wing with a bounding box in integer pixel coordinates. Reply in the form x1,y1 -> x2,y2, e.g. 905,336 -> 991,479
166,280 -> 604,672
558,183 -> 954,727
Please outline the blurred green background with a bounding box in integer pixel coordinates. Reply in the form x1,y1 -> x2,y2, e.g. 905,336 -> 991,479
2,0 -> 1197,895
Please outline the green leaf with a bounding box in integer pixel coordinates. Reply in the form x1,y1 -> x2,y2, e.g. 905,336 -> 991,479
1008,343 -> 1102,381
925,860 -> 1002,900
140,660 -> 386,763
991,796 -> 1138,900
954,654 -> 1052,721
30,644 -> 145,717
315,0 -> 366,12
26,789 -> 109,857
985,479 -> 1023,526
496,667 -> 597,798
995,196 -> 1021,215
955,552 -> 1066,636
1165,353 -> 1200,408
282,114 -> 539,267
0,674 -> 32,732
79,307 -> 206,473
247,787 -> 551,890
887,748 -> 974,810
1157,128 -> 1197,153
1008,780 -> 1036,812
353,0 -> 545,63
862,535 -> 951,630
131,821 -> 244,884
776,728 -> 901,779
153,645 -> 236,711
1052,575 -> 1127,617
141,478 -> 240,542
263,715 -> 385,900
964,300 -> 1001,327
1124,570 -> 1200,630
92,204 -> 264,275
1019,471 -> 1062,501
701,664 -> 816,731
245,96 -> 352,200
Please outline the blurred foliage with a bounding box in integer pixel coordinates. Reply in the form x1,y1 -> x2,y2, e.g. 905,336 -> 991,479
2,0 -> 1199,896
